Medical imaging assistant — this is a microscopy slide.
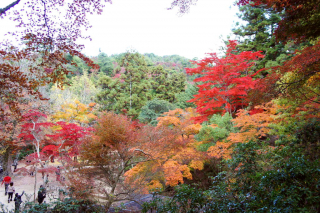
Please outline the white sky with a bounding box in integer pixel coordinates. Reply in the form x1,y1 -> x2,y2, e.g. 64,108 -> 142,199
0,0 -> 240,59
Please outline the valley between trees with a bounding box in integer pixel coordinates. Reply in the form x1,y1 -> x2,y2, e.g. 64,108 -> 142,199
1,0 -> 320,212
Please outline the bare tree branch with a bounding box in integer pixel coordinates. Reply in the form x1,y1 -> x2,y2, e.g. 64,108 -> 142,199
0,0 -> 21,16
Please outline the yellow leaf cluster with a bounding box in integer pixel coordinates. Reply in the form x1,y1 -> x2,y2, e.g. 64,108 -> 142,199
147,180 -> 164,192
183,123 -> 202,136
124,109 -> 207,190
189,160 -> 204,170
51,100 -> 97,124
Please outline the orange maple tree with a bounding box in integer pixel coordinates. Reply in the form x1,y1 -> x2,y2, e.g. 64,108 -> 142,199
68,112 -> 146,211
207,102 -> 278,160
125,108 -> 205,191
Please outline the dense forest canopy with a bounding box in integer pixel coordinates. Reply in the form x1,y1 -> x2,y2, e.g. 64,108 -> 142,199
0,0 -> 320,212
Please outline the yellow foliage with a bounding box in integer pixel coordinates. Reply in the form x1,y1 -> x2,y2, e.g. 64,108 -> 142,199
183,123 -> 202,136
209,124 -> 218,128
147,180 -> 164,192
189,160 -> 204,170
172,146 -> 204,163
51,100 -> 97,124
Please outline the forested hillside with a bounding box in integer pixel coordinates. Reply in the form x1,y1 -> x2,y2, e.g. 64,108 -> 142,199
1,0 -> 319,212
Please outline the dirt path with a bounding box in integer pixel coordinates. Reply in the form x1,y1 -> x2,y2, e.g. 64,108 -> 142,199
0,162 -> 64,212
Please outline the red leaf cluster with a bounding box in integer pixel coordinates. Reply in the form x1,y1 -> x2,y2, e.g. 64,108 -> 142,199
187,40 -> 264,122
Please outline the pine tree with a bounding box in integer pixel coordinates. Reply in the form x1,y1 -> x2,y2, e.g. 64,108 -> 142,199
233,4 -> 285,70
96,52 -> 152,118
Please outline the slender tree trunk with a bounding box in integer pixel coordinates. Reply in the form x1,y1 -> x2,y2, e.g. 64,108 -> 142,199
34,168 -> 37,203
3,147 -> 13,176
130,75 -> 132,109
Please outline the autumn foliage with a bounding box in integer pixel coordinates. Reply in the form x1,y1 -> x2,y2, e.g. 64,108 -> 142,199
125,108 -> 206,190
187,40 -> 264,122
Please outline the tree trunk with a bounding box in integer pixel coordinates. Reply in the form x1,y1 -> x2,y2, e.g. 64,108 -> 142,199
34,168 -> 37,203
3,147 -> 13,177
130,75 -> 132,109
105,199 -> 113,212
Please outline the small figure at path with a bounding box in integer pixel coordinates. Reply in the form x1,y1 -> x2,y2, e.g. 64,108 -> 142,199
29,166 -> 35,176
12,159 -> 18,172
56,166 -> 61,182
1,176 -> 11,195
14,191 -> 25,213
7,182 -> 15,203
37,185 -> 46,204
44,174 -> 49,187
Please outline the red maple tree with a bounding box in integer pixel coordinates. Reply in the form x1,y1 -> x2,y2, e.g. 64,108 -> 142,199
48,121 -> 93,163
187,40 -> 264,122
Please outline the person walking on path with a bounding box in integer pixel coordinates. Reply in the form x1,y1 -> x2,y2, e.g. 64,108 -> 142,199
56,166 -> 61,182
1,176 -> 11,195
14,191 -> 25,213
44,174 -> 49,187
37,185 -> 46,204
7,182 -> 15,203
12,160 -> 18,172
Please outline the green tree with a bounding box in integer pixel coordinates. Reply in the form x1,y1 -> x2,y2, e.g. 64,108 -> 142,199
196,113 -> 235,151
233,4 -> 285,70
150,65 -> 186,102
96,52 -> 152,118
138,99 -> 177,126
174,83 -> 197,109
95,52 -> 116,76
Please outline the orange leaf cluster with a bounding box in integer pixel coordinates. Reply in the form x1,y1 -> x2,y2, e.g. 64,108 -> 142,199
125,109 -> 206,191
207,102 -> 278,160
207,141 -> 233,160
157,108 -> 200,137
163,160 -> 193,186
228,102 -> 278,143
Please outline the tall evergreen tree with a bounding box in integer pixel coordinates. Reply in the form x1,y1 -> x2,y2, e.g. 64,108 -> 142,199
95,53 -> 116,76
96,52 -> 152,118
150,65 -> 186,102
233,4 -> 285,70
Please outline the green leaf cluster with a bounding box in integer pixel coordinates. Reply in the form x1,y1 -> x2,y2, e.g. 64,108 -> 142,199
196,113 -> 235,144
138,98 -> 177,126
95,52 -> 186,118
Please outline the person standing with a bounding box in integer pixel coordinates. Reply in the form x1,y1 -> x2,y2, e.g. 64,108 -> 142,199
56,166 -> 61,182
44,174 -> 49,187
14,191 -> 25,213
1,176 -> 11,195
12,159 -> 18,172
7,182 -> 15,203
37,185 -> 46,204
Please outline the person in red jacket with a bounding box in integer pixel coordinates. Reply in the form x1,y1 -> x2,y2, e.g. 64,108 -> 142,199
1,176 -> 11,195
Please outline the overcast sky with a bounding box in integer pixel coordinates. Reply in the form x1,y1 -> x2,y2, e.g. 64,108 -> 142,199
0,0 -> 240,59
